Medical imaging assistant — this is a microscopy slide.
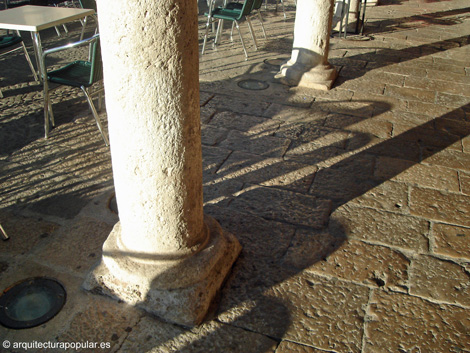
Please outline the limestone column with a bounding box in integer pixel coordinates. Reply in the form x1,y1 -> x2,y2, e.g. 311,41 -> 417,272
83,0 -> 241,326
275,0 -> 338,90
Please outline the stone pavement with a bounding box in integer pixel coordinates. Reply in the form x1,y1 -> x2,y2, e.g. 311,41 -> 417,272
0,0 -> 469,352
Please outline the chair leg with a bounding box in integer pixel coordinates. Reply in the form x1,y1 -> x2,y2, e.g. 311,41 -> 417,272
43,87 -> 50,138
80,16 -> 87,41
202,16 -> 211,54
81,86 -> 110,146
0,223 -> 9,241
246,17 -> 258,51
230,21 -> 235,42
234,20 -> 248,59
21,42 -> 39,82
256,11 -> 267,39
214,19 -> 223,46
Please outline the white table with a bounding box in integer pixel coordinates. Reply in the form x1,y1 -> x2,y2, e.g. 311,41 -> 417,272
0,5 -> 94,79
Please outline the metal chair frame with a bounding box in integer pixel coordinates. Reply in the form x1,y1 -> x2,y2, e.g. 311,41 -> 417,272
41,34 -> 109,145
202,0 -> 257,59
0,31 -> 39,98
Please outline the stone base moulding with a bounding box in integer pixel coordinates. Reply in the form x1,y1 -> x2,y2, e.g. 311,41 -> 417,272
275,62 -> 338,91
83,215 -> 242,327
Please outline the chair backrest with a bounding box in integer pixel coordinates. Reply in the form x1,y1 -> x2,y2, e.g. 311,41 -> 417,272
252,0 -> 263,11
88,34 -> 103,85
79,0 -> 96,12
238,0 -> 255,18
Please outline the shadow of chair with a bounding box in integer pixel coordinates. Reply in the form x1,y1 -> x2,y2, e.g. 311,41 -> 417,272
0,32 -> 39,98
41,33 -> 109,145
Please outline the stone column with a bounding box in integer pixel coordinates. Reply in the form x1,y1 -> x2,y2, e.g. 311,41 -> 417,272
83,0 -> 241,326
275,0 -> 338,90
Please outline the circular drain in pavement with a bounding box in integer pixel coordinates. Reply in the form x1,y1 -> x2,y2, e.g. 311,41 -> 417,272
0,277 -> 66,329
263,58 -> 287,68
237,79 -> 269,90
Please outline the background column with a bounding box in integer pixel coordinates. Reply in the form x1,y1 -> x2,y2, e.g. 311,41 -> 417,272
275,0 -> 338,90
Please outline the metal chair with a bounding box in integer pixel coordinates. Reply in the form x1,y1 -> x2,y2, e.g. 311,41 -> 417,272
225,0 -> 267,42
41,34 -> 109,145
0,32 -> 39,98
202,0 -> 257,59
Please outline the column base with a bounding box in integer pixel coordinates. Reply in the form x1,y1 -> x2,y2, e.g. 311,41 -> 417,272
275,62 -> 338,91
82,215 -> 241,327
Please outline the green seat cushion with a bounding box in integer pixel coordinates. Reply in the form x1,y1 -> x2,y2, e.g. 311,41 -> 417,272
47,60 -> 92,87
0,35 -> 22,49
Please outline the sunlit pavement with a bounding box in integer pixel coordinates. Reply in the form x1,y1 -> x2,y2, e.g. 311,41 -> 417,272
0,0 -> 469,351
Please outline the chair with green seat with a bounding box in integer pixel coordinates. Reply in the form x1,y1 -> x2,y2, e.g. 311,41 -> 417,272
0,32 -> 39,98
225,0 -> 267,43
41,33 -> 109,145
202,0 -> 257,59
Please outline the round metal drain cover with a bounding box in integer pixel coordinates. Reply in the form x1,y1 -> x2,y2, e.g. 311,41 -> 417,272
0,277 -> 66,329
263,58 -> 287,68
237,79 -> 269,90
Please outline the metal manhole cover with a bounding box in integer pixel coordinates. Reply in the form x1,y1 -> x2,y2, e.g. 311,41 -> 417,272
237,79 -> 269,90
263,58 -> 287,68
0,277 -> 66,329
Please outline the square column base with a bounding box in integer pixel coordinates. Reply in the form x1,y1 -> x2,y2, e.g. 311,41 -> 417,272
83,215 -> 241,327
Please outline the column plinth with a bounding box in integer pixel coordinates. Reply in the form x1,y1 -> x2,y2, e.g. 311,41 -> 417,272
276,0 -> 338,90
83,215 -> 241,326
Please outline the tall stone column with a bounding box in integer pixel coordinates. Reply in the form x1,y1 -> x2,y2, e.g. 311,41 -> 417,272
275,0 -> 338,90
83,0 -> 241,326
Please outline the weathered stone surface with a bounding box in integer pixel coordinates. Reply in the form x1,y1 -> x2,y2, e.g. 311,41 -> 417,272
209,111 -> 280,136
330,204 -> 429,251
206,95 -> 271,116
118,316 -> 278,353
410,187 -> 470,227
432,223 -> 470,261
365,290 -> 470,353
219,130 -> 291,157
349,181 -> 410,214
204,205 -> 295,259
262,103 -> 328,124
409,255 -> 470,307
33,217 -> 113,274
215,151 -> 317,193
384,84 -> 435,103
201,125 -> 229,146
282,228 -> 344,271
202,145 -> 232,176
0,210 -> 58,257
203,179 -> 244,206
304,238 -> 410,291
229,185 -> 332,228
324,114 -> 393,139
375,156 -> 460,192
219,273 -> 369,353
54,296 -> 142,353
421,147 -> 470,171
275,341 -> 328,353
309,154 -> 377,204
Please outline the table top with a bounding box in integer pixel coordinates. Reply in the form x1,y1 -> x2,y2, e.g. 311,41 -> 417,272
0,5 -> 94,32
